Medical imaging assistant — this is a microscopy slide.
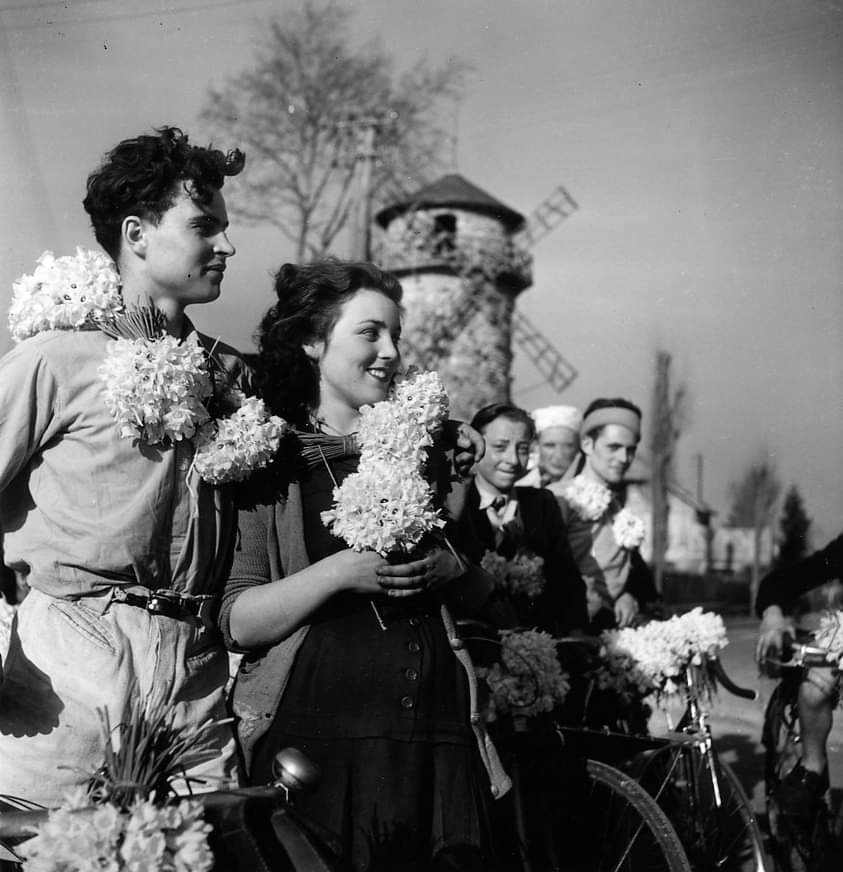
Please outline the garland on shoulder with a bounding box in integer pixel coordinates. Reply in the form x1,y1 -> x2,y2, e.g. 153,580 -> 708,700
611,507 -> 647,549
9,248 -> 123,342
562,475 -> 612,521
321,367 -> 449,555
563,474 -> 646,549
9,248 -> 285,485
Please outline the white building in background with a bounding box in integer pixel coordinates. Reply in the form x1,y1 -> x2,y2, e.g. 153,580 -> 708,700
624,455 -> 773,576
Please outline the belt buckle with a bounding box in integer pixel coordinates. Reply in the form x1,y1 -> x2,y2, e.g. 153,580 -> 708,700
147,591 -> 182,618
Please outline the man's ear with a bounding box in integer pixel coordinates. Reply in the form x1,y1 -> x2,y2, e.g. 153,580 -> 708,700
580,434 -> 594,457
122,215 -> 147,257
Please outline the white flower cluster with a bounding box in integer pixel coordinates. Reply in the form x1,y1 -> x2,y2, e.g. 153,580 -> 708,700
322,368 -> 449,556
600,607 -> 728,700
480,549 -> 546,600
563,475 -> 612,522
19,788 -> 213,872
99,334 -> 213,445
477,629 -> 570,721
194,395 -> 287,484
612,508 -> 647,549
813,610 -> 843,666
9,248 -> 123,342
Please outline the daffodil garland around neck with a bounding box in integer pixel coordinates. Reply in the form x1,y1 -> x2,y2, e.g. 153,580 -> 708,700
563,474 -> 647,550
10,248 -> 286,484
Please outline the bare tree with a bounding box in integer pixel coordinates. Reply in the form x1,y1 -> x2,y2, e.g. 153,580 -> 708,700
648,350 -> 687,592
728,452 -> 782,612
199,0 -> 466,260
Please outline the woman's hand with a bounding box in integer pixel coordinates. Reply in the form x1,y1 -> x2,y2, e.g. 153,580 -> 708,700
321,549 -> 390,596
376,547 -> 465,598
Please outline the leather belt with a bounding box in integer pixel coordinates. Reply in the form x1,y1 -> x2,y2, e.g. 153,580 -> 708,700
111,587 -> 216,622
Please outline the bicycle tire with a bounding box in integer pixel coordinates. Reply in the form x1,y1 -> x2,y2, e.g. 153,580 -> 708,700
634,744 -> 769,871
554,759 -> 691,872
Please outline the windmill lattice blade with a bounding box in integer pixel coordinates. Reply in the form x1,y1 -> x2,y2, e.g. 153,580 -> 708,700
512,310 -> 578,393
520,185 -> 579,249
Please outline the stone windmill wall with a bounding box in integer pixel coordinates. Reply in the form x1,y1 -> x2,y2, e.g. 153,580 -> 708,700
374,176 -> 532,421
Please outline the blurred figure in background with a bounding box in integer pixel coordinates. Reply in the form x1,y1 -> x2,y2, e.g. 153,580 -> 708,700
518,405 -> 582,495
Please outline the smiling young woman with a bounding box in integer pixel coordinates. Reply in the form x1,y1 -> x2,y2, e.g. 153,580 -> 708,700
220,260 -> 503,871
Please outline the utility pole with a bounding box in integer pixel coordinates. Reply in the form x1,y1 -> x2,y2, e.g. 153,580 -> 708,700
696,452 -> 714,574
336,113 -> 397,261
649,350 -> 686,592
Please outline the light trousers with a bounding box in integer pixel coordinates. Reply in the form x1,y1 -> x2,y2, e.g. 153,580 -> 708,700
0,587 -> 234,806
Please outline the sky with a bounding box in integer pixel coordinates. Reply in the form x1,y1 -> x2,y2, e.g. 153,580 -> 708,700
1,0 -> 841,543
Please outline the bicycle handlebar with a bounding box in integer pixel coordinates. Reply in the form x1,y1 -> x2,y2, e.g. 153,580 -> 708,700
779,636 -> 838,669
709,657 -> 758,701
0,747 -> 321,843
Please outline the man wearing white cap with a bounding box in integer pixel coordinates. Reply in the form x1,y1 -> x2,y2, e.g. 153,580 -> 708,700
556,398 -> 660,632
519,405 -> 582,495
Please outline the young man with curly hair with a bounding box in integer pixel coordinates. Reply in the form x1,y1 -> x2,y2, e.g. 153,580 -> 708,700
0,127 -> 248,804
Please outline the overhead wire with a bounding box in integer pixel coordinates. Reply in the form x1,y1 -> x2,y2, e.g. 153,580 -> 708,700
0,0 -> 277,30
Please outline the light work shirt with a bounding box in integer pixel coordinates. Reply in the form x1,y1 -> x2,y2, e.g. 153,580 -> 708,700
0,325 -> 248,599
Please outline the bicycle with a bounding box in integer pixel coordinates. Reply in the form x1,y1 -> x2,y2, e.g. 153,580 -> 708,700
554,637 -> 769,872
460,623 -> 693,871
761,633 -> 843,872
0,748 -> 338,871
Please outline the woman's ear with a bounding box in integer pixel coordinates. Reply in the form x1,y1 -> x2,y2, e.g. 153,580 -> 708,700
302,339 -> 324,363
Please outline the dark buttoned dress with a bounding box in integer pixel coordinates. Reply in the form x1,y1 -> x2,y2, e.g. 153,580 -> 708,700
250,457 -> 493,871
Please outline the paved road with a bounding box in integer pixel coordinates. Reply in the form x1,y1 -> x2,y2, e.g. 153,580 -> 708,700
670,615 -> 843,821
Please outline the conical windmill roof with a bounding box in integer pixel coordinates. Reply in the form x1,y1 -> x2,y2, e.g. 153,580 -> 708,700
375,173 -> 526,232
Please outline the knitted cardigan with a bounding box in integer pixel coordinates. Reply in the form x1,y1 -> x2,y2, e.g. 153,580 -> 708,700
219,479 -> 511,797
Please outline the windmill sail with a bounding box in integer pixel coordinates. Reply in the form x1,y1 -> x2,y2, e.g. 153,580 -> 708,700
512,310 -> 578,393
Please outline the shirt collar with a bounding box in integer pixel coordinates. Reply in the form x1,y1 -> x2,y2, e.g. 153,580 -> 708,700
475,476 -> 507,510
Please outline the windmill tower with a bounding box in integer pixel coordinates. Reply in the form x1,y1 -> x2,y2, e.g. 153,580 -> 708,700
374,174 -> 577,420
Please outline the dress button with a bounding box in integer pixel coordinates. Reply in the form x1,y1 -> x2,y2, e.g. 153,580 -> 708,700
400,695 -> 415,709
404,668 -> 419,681
407,641 -> 421,653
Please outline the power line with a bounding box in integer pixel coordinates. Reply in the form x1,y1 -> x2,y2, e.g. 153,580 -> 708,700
0,0 -> 276,30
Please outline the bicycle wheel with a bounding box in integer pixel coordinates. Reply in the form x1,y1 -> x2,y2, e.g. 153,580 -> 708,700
634,744 -> 769,871
556,759 -> 691,872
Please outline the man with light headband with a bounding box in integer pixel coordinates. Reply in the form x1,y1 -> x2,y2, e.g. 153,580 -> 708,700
556,398 -> 659,632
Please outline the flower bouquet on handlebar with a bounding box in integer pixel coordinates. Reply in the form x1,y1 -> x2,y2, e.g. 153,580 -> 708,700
597,607 -> 728,718
0,694 -> 335,872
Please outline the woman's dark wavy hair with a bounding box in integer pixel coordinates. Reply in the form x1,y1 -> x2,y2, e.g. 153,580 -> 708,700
256,259 -> 403,427
83,126 -> 245,260
470,402 -> 535,440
